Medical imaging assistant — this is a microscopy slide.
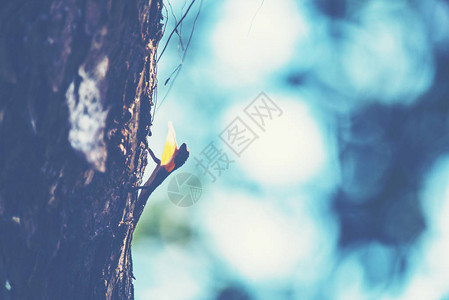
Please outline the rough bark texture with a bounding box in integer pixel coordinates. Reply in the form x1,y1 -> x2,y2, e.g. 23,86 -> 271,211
0,0 -> 164,299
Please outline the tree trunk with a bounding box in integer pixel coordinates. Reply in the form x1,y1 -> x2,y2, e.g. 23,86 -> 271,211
0,0 -> 165,299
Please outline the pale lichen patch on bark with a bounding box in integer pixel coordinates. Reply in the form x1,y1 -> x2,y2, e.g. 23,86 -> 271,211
65,57 -> 110,172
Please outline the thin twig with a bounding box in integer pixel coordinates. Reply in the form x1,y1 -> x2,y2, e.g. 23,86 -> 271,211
154,0 -> 203,115
248,0 -> 265,35
157,0 -> 197,64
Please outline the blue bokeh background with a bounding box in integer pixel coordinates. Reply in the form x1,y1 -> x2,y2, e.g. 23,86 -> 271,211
132,0 -> 449,299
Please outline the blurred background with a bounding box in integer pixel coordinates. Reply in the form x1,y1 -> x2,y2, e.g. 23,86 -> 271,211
132,0 -> 449,299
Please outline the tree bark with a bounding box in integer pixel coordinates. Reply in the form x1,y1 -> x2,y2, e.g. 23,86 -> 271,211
0,0 -> 165,299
